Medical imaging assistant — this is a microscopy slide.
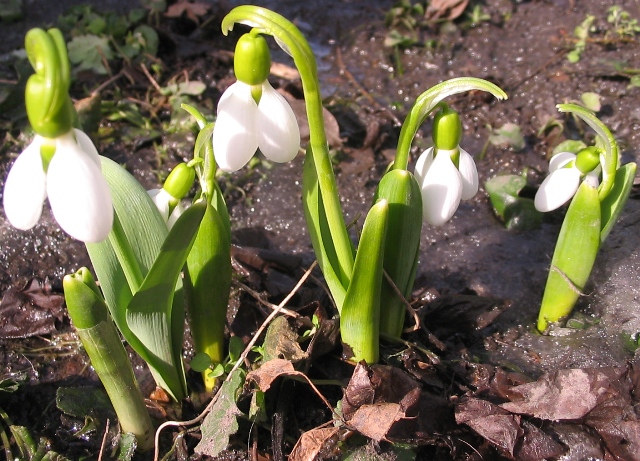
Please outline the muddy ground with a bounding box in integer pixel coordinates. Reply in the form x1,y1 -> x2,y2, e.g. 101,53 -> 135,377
1,0 -> 640,459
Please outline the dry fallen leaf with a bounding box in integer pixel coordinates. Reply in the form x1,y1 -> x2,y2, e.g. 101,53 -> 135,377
289,426 -> 340,461
165,0 -> 210,24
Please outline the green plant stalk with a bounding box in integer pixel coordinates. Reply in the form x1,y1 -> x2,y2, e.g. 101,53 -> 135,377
63,268 -> 154,451
24,28 -> 75,138
600,162 -> 637,241
340,199 -> 389,363
393,78 -> 508,171
222,6 -> 355,310
537,182 -> 601,332
185,200 -> 232,392
373,169 -> 422,337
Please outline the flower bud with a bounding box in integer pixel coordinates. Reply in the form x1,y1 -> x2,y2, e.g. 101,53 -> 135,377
163,163 -> 195,199
234,32 -> 271,86
432,105 -> 462,151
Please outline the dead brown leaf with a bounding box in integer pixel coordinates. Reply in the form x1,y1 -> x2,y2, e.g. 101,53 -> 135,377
165,0 -> 210,24
0,279 -> 65,338
288,427 -> 340,461
426,0 -> 470,21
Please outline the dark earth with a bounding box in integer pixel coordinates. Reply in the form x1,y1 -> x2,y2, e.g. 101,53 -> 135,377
1,0 -> 640,459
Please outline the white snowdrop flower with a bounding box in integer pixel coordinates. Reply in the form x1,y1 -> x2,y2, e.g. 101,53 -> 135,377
414,147 -> 479,226
213,80 -> 300,172
148,188 -> 185,229
534,150 -> 601,212
3,128 -> 113,242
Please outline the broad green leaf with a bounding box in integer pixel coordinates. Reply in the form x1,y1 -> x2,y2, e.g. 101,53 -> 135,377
373,169 -> 422,337
600,162 -> 637,242
340,199 -> 389,363
485,174 -> 542,231
489,123 -> 525,151
126,201 -> 206,401
86,157 -> 168,355
552,139 -> 587,156
67,34 -> 114,74
537,182 -> 601,332
195,369 -> 245,457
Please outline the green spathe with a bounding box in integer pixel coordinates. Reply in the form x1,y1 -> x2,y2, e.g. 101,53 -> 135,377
537,181 -> 600,332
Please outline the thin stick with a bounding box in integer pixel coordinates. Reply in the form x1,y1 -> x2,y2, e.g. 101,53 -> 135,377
234,281 -> 300,318
382,270 -> 421,334
153,261 -> 318,461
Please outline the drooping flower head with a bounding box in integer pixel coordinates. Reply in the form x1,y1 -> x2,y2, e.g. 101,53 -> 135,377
212,30 -> 300,172
148,162 -> 195,229
534,146 -> 601,212
2,28 -> 113,243
414,105 -> 479,226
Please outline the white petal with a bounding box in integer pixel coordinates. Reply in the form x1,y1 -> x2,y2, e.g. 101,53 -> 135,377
47,137 -> 113,242
213,81 -> 259,172
3,137 -> 47,230
458,148 -> 479,200
72,129 -> 101,167
583,169 -> 600,188
534,168 -> 581,212
256,82 -> 300,163
419,152 -> 463,226
148,188 -> 171,221
548,152 -> 576,172
166,202 -> 185,230
414,148 -> 435,185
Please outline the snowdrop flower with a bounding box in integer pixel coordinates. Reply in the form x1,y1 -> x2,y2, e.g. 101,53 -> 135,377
414,106 -> 478,226
3,129 -> 113,243
213,32 -> 300,173
147,163 -> 194,229
534,147 -> 601,212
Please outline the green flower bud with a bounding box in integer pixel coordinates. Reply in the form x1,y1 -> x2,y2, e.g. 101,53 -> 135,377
63,268 -> 108,330
164,163 -> 195,199
234,32 -> 271,85
574,146 -> 601,175
432,105 -> 462,151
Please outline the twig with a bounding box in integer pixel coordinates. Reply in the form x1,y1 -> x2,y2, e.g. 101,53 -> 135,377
381,270 -> 421,334
97,418 -> 110,461
91,70 -> 127,95
234,281 -> 300,318
140,63 -> 164,94
153,261 -> 318,461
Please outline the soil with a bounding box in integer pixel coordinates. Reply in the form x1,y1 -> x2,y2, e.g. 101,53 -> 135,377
1,0 -> 640,460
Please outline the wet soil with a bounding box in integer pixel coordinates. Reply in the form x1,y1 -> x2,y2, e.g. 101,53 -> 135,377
1,0 -> 640,459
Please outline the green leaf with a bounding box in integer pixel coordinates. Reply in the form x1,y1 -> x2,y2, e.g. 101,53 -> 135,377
552,139 -> 587,155
303,146 -> 353,310
489,123 -> 525,151
580,92 -> 601,112
126,201 -> 206,401
600,162 -> 637,242
340,200 -> 389,363
195,369 -> 245,457
373,169 -> 422,337
537,182 -> 601,332
485,174 -> 542,231
67,34 -> 114,74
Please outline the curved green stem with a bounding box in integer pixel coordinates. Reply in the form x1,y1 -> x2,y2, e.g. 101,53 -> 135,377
25,28 -> 74,138
556,103 -> 618,201
222,7 -> 354,293
393,77 -> 508,171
